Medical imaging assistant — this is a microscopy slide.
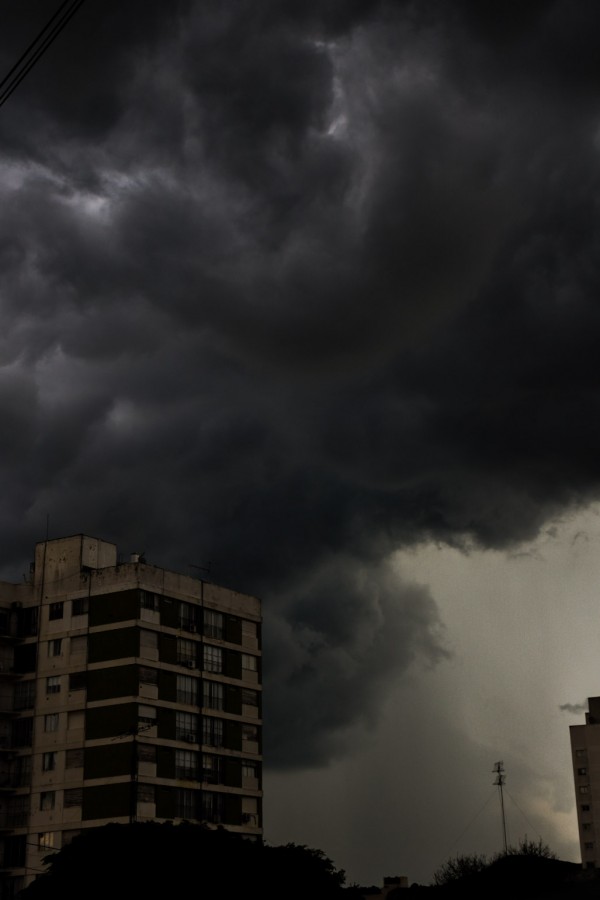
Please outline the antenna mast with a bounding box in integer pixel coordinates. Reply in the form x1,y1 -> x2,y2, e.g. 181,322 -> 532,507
493,761 -> 508,854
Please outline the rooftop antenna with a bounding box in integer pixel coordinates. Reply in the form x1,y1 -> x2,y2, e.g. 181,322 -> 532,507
493,761 -> 508,854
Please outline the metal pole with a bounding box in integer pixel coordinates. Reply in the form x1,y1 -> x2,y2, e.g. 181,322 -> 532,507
493,761 -> 508,854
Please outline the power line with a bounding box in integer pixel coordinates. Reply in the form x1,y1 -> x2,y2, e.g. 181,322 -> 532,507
0,0 -> 86,111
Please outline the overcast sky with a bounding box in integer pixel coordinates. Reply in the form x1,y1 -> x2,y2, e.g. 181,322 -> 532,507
0,0 -> 599,885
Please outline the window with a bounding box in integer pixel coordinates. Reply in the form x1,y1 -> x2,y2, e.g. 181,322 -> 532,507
40,791 -> 55,811
19,606 -> 39,636
175,711 -> 198,742
179,602 -> 198,632
177,638 -> 196,667
583,804 -> 591,811
49,602 -> 63,621
138,705 -> 157,730
203,645 -> 222,673
137,784 -> 155,803
139,666 -> 158,686
201,791 -> 224,823
137,744 -> 156,763
48,639 -> 62,658
64,788 -> 83,808
202,754 -> 224,784
242,688 -> 258,707
583,823 -> 593,831
576,748 -> 587,758
175,749 -> 198,779
580,786 -> 590,794
141,591 -> 159,611
242,761 -> 258,779
203,610 -> 223,640
72,597 -> 88,616
38,832 -> 55,850
203,680 -> 223,710
242,724 -> 258,744
13,756 -> 31,787
44,714 -> 59,733
42,752 -> 56,772
69,672 -> 86,692
47,676 -> 61,695
140,630 -> 158,657
202,717 -> 223,748
8,796 -> 29,827
242,653 -> 258,672
585,841 -> 594,850
13,680 -> 35,710
176,788 -> 196,819
66,749 -> 83,769
176,675 -> 197,705
12,718 -> 33,747
579,767 -> 588,776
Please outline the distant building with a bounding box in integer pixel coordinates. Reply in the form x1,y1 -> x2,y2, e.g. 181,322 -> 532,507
570,697 -> 600,869
359,875 -> 409,897
0,534 -> 262,897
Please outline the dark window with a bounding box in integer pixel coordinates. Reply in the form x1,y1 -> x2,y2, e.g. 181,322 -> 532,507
40,791 -> 55,811
203,610 -> 223,640
203,680 -> 223,710
12,718 -> 33,747
69,672 -> 87,692
141,591 -> 159,611
177,638 -> 197,667
46,676 -> 61,695
139,666 -> 158,685
175,711 -> 198,742
13,680 -> 35,710
175,749 -> 198,779
72,597 -> 89,616
202,717 -> 223,748
579,767 -> 588,776
66,749 -> 84,769
242,688 -> 258,707
49,602 -> 64,621
138,744 -> 156,763
201,791 -> 224,823
176,675 -> 197,705
42,752 -> 56,772
179,602 -> 198,633
202,754 -> 224,784
176,788 -> 197,819
64,788 -> 83,808
203,646 -> 222,673
138,784 -> 155,803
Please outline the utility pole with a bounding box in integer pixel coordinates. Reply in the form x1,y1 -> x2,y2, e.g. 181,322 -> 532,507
493,761 -> 508,854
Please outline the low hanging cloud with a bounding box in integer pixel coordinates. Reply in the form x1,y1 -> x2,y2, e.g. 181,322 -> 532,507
559,703 -> 588,715
0,0 -> 599,767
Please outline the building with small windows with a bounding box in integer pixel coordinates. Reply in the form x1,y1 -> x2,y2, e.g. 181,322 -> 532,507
0,534 -> 262,897
570,696 -> 600,869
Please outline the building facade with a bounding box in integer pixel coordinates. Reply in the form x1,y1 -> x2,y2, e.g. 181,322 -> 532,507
0,534 -> 262,897
570,697 -> 600,869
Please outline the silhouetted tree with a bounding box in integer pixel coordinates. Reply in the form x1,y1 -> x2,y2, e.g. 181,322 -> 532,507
20,822 -> 348,900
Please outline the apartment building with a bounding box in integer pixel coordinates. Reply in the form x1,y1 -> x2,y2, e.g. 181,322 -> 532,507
0,534 -> 262,897
570,697 -> 600,869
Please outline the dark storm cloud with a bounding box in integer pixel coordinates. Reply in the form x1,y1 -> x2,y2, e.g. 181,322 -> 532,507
0,0 -> 598,765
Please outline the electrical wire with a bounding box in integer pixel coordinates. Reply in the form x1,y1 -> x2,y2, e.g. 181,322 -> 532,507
0,0 -> 86,110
